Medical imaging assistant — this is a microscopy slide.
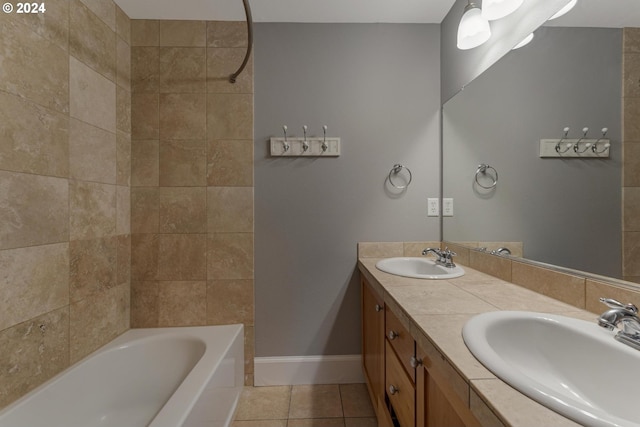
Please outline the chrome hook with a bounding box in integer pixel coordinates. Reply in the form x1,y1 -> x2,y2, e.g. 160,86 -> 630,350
282,125 -> 290,152
592,127 -> 611,154
573,127 -> 591,153
555,127 -> 572,153
302,125 -> 309,152
322,125 -> 328,152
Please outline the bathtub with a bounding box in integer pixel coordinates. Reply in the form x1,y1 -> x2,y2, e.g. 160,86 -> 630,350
0,324 -> 244,427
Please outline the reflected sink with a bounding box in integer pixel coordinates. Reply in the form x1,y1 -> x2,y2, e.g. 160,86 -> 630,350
463,311 -> 640,427
375,257 -> 464,279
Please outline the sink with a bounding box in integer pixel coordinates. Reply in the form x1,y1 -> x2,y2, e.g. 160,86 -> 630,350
463,311 -> 640,427
375,257 -> 464,279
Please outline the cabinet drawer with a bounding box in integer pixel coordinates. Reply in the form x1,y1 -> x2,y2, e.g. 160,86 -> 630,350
386,341 -> 415,427
385,305 -> 415,382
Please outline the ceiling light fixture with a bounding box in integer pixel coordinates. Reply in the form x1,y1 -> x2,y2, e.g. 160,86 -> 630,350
512,33 -> 534,50
481,0 -> 524,21
457,1 -> 492,50
548,0 -> 578,20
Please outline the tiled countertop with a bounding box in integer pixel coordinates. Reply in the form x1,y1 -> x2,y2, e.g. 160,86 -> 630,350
358,257 -> 595,427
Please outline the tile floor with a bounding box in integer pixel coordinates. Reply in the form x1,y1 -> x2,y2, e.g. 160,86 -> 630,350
232,384 -> 377,427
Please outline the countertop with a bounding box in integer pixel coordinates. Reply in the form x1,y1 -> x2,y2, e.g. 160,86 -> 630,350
358,257 -> 595,427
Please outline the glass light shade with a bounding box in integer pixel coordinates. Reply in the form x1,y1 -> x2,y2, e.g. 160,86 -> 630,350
512,33 -> 534,50
548,0 -> 577,20
457,4 -> 492,50
481,0 -> 524,21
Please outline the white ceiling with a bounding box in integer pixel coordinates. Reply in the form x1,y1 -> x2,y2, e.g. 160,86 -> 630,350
114,0 -> 640,27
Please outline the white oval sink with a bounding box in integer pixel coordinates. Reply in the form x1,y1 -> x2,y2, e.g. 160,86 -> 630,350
375,257 -> 464,279
463,311 -> 640,427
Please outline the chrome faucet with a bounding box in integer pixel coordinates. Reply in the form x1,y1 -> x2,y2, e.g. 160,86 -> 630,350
421,247 -> 457,268
597,298 -> 640,351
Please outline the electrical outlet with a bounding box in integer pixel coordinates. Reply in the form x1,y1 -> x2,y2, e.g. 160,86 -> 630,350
427,198 -> 439,217
443,198 -> 454,217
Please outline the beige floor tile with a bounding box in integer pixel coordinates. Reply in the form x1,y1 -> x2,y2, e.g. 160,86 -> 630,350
287,419 -> 346,427
339,384 -> 375,418
232,420 -> 287,427
344,418 -> 378,427
289,385 -> 343,419
234,386 -> 292,421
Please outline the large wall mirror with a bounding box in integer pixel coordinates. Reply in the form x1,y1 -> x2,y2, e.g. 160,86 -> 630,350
443,1 -> 639,280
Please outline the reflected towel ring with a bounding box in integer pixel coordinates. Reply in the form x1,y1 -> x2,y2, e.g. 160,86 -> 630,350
389,164 -> 412,189
475,164 -> 498,189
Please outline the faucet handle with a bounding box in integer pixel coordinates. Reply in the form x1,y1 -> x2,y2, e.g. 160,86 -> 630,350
600,298 -> 638,314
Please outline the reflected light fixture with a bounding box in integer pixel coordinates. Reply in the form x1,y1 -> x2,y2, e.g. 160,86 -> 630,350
457,1 -> 492,50
481,0 -> 524,21
548,0 -> 578,20
512,32 -> 534,50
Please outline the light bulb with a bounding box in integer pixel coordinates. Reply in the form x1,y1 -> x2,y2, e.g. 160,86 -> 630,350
457,3 -> 492,50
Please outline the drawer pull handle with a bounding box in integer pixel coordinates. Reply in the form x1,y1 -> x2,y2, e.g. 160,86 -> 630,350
388,330 -> 399,340
375,304 -> 382,312
410,356 -> 423,368
389,385 -> 399,395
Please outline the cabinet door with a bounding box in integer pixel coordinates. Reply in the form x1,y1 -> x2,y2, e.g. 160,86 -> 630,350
362,278 -> 385,411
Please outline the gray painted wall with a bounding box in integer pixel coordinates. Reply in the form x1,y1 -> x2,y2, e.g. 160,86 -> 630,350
443,26 -> 622,277
254,23 -> 441,357
440,0 -> 570,103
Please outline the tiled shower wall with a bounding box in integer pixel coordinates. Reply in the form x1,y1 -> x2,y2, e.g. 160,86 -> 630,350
129,20 -> 255,384
0,0 -> 131,408
623,28 -> 640,283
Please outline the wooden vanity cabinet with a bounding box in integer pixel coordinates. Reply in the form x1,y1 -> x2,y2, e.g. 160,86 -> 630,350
385,306 -> 416,427
361,278 -> 385,416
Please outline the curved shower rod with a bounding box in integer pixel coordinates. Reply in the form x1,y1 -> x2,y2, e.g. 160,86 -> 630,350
229,0 -> 253,83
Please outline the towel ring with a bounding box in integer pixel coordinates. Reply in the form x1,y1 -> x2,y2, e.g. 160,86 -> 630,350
389,164 -> 412,189
475,164 -> 498,189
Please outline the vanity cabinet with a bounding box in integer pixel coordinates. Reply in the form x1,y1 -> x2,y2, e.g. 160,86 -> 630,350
385,307 -> 416,427
361,278 -> 385,416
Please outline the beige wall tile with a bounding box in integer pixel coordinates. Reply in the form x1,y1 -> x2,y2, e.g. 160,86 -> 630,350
131,187 -> 159,233
357,242 -> 404,258
157,234 -> 207,280
207,139 -> 253,186
116,86 -> 131,134
469,250 -> 512,282
207,93 -> 253,140
69,283 -> 129,363
207,48 -> 253,93
131,281 -> 158,327
624,232 -> 640,276
70,237 -> 117,303
69,180 -> 116,240
116,38 -> 131,91
624,187 -> 640,231
511,261 -> 586,308
69,0 -> 116,82
0,91 -> 69,177
624,53 -> 640,98
623,142 -> 640,187
131,234 -> 158,281
624,28 -> 640,53
116,6 -> 131,44
131,20 -> 159,46
207,21 -> 248,48
0,243 -> 69,331
0,20 -> 69,113
131,47 -> 159,93
131,93 -> 159,139
69,118 -> 117,184
79,0 -> 116,31
207,187 -> 254,232
4,0 -> 69,51
116,234 -> 131,287
116,185 -> 130,235
207,233 -> 254,279
69,56 -> 116,133
244,326 -> 254,378
624,97 -> 640,141
159,187 -> 207,233
159,47 -> 206,93
586,279 -> 640,314
0,171 -> 68,250
159,140 -> 207,186
207,279 -> 254,325
159,20 -> 206,47
403,241 -> 441,257
116,130 -> 131,186
159,93 -> 207,139
0,307 -> 69,409
131,139 -> 159,186
158,281 -> 207,326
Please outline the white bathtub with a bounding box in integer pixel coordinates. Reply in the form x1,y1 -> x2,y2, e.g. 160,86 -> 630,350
0,324 -> 244,427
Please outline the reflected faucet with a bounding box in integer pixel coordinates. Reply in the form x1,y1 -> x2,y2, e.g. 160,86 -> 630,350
597,298 -> 640,351
421,247 -> 457,268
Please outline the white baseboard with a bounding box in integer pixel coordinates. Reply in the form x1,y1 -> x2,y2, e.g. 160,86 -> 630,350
254,354 -> 365,386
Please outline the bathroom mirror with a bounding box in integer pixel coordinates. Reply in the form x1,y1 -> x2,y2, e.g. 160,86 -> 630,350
442,4 -> 638,280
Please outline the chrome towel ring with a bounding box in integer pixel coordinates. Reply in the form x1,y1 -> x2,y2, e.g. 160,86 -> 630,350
475,164 -> 498,189
389,164 -> 412,189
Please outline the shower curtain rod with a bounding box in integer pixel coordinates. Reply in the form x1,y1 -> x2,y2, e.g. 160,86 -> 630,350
229,0 -> 253,83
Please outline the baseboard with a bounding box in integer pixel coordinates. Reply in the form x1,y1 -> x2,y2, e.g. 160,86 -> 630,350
254,354 -> 365,386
